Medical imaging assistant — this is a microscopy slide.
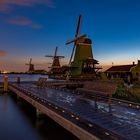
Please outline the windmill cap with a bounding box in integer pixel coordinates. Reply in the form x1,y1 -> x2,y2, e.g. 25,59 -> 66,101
76,37 -> 92,44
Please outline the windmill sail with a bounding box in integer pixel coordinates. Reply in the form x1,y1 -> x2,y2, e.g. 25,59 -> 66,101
68,15 -> 82,65
45,47 -> 65,73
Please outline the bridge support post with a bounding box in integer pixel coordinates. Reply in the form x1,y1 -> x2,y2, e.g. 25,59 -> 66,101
36,109 -> 44,118
17,95 -> 20,101
17,77 -> 20,84
4,75 -> 8,92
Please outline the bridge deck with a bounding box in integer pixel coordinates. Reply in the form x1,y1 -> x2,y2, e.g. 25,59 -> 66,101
9,82 -> 140,140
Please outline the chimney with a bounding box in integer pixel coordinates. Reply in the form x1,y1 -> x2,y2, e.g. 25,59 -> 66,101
133,61 -> 135,66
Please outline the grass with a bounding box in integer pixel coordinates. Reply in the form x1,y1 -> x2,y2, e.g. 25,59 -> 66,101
113,83 -> 140,103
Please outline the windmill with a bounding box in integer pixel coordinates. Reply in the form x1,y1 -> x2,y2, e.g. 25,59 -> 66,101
25,58 -> 34,72
66,15 -> 100,77
45,47 -> 65,74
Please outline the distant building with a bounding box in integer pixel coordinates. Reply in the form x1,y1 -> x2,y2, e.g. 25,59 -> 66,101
105,61 -> 140,82
131,60 -> 140,81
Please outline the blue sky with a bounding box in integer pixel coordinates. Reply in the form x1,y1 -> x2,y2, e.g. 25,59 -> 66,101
0,0 -> 140,71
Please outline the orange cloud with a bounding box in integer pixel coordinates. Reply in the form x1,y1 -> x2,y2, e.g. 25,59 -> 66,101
0,50 -> 7,57
0,0 -> 54,12
8,17 -> 42,28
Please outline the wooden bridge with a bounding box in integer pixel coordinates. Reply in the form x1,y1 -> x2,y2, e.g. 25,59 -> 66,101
8,81 -> 140,140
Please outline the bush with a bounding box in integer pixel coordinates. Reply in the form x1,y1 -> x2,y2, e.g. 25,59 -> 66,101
113,84 -> 140,103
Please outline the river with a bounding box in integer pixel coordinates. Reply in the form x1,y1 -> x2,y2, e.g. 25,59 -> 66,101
0,74 -> 78,140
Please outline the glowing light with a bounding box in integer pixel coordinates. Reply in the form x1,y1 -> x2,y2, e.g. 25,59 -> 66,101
2,71 -> 9,74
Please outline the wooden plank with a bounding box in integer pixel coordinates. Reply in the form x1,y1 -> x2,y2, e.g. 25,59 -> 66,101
9,85 -> 100,140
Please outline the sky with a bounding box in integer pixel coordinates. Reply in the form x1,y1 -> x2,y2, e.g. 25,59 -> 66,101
0,0 -> 140,72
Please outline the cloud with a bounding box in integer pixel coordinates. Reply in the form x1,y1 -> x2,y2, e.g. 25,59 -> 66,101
0,50 -> 7,57
8,17 -> 42,28
0,0 -> 54,12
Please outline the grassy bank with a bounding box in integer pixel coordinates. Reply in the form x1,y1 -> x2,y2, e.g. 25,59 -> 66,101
113,83 -> 140,103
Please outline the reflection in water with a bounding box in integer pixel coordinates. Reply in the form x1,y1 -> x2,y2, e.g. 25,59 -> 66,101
0,95 -> 78,140
3,94 -> 8,111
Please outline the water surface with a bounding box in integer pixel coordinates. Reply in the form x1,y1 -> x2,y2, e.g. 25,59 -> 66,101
0,94 -> 78,140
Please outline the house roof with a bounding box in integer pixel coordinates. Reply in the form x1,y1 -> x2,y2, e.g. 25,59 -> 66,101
106,64 -> 136,72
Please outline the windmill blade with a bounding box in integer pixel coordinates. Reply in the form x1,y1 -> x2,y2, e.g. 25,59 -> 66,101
69,15 -> 82,65
54,46 -> 58,57
69,43 -> 75,65
65,34 -> 86,45
45,47 -> 58,58
47,62 -> 52,64
29,58 -> 32,65
54,47 -> 65,58
59,56 -> 65,58
45,55 -> 53,57
75,14 -> 81,38
55,55 -> 65,58
34,64 -> 42,66
68,34 -> 86,65
66,39 -> 75,45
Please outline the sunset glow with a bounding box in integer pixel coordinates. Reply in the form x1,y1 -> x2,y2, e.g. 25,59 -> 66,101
0,0 -> 140,72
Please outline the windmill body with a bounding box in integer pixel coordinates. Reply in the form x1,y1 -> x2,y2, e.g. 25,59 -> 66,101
52,56 -> 61,68
45,47 -> 66,75
26,58 -> 35,73
25,58 -> 46,74
28,64 -> 34,72
70,38 -> 99,76
71,38 -> 92,75
66,15 -> 101,78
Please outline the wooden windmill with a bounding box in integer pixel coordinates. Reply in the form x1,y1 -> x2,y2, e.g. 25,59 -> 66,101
25,58 -> 35,72
66,15 -> 100,77
45,47 -> 65,74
